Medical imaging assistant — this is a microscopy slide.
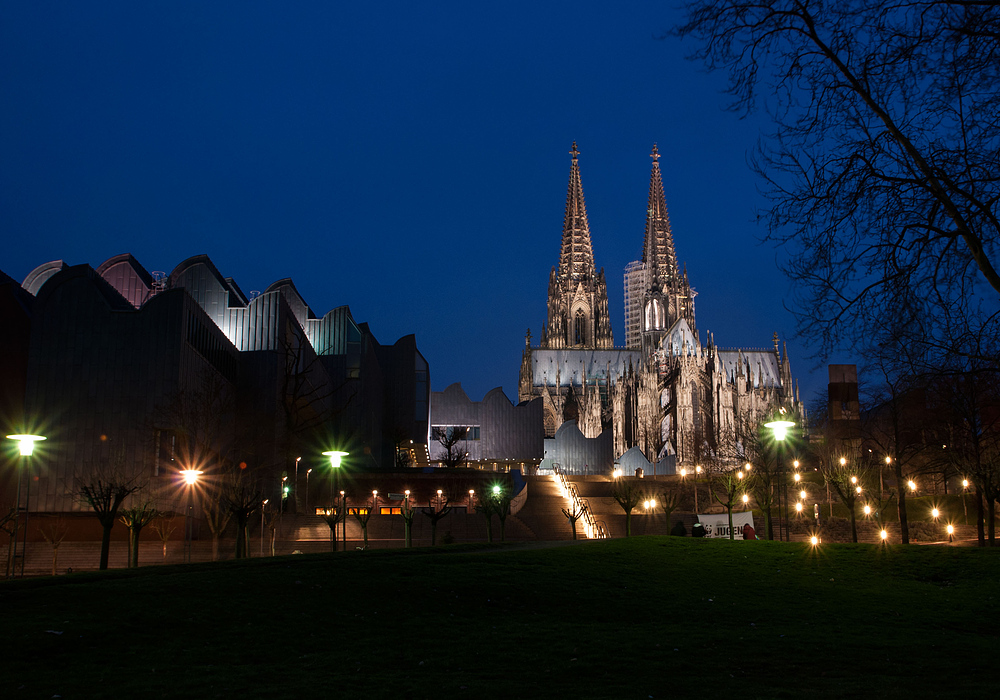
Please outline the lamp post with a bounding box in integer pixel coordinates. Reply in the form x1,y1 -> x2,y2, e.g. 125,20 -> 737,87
260,499 -> 269,556
305,469 -> 312,513
5,434 -> 45,578
322,450 -> 349,550
180,469 -> 203,564
694,465 -> 702,514
340,490 -> 346,550
294,456 -> 301,511
764,419 -> 795,541
961,478 -> 970,525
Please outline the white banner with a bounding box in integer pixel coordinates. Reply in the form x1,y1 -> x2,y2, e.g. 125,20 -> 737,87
697,512 -> 755,540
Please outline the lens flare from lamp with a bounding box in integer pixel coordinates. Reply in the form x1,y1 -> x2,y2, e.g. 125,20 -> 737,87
181,469 -> 203,485
6,434 -> 46,456
764,420 -> 795,441
322,450 -> 349,469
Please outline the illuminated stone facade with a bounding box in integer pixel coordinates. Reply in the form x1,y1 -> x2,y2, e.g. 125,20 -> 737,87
519,145 -> 805,474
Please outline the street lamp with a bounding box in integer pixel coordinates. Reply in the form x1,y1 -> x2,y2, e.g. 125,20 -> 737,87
764,418 -> 795,541
260,499 -> 269,556
5,434 -> 45,578
305,468 -> 313,512
947,524 -> 955,542
907,480 -> 917,493
180,469 -> 203,563
694,465 -> 702,513
294,456 -> 301,510
322,450 -> 349,549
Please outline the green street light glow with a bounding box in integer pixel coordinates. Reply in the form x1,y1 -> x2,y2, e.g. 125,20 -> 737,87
322,450 -> 349,468
6,434 -> 46,456
492,485 -> 501,495
763,419 -> 795,441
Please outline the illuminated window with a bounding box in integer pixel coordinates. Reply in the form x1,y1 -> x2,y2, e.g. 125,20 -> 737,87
380,507 -> 402,515
348,507 -> 369,516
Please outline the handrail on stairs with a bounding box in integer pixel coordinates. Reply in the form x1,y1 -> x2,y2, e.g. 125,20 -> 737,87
552,471 -> 606,539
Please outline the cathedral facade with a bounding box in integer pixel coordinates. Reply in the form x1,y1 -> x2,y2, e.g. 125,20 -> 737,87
518,144 -> 805,473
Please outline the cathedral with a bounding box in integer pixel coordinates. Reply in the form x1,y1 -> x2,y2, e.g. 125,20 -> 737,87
518,143 -> 805,472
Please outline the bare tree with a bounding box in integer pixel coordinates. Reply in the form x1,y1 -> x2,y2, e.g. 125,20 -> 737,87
706,462 -> 743,541
817,444 -> 882,543
675,2 -> 1000,371
422,495 -> 452,546
399,497 -> 416,547
36,516 -> 69,576
351,492 -> 379,549
656,488 -> 683,535
562,504 -> 587,540
118,493 -> 160,568
77,446 -> 141,570
151,515 -> 177,561
612,479 -> 643,537
432,427 -> 468,469
320,502 -> 345,551
934,363 -> 1000,546
224,468 -> 265,559
475,493 -> 496,543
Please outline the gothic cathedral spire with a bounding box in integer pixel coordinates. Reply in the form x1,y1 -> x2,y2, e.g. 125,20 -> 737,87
559,142 -> 597,281
643,144 -> 680,288
637,144 -> 696,351
543,143 -> 614,350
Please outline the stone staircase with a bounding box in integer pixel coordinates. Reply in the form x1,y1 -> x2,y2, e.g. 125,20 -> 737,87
511,476 -> 577,540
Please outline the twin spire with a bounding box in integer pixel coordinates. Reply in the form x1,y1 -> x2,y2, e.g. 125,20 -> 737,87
558,142 -> 597,282
643,144 -> 680,289
558,142 -> 681,287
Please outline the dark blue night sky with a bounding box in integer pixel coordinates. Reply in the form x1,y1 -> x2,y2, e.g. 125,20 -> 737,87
1,2 -> 843,406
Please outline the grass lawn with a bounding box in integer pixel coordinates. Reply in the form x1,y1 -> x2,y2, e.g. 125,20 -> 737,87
2,537 -> 998,699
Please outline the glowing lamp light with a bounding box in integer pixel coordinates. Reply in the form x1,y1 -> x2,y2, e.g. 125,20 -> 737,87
793,473 -> 801,483
437,489 -> 443,496
863,505 -> 872,515
885,456 -> 891,464
795,502 -> 803,512
745,462 -> 751,470
764,419 -> 795,441
799,490 -> 807,500
322,450 -> 349,469
612,467 -> 622,478
947,524 -> 955,535
405,489 -> 411,497
680,468 -> 688,477
737,471 -> 744,480
850,476 -> 858,484
907,480 -> 917,492
6,434 -> 46,456
695,465 -> 702,474
839,457 -> 847,467
493,485 -> 502,496
962,479 -> 969,489
741,494 -> 749,504
880,529 -> 888,541
931,508 -> 940,518
856,486 -> 862,494
181,469 -> 202,485
810,535 -> 819,545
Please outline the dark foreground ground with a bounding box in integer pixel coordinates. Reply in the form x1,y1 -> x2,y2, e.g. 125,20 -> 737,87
2,537 -> 997,699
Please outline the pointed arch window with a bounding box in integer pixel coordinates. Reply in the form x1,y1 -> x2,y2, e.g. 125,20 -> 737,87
574,309 -> 587,346
644,299 -> 663,331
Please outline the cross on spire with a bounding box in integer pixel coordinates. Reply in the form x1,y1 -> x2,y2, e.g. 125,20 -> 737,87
570,141 -> 580,163
651,144 -> 660,162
